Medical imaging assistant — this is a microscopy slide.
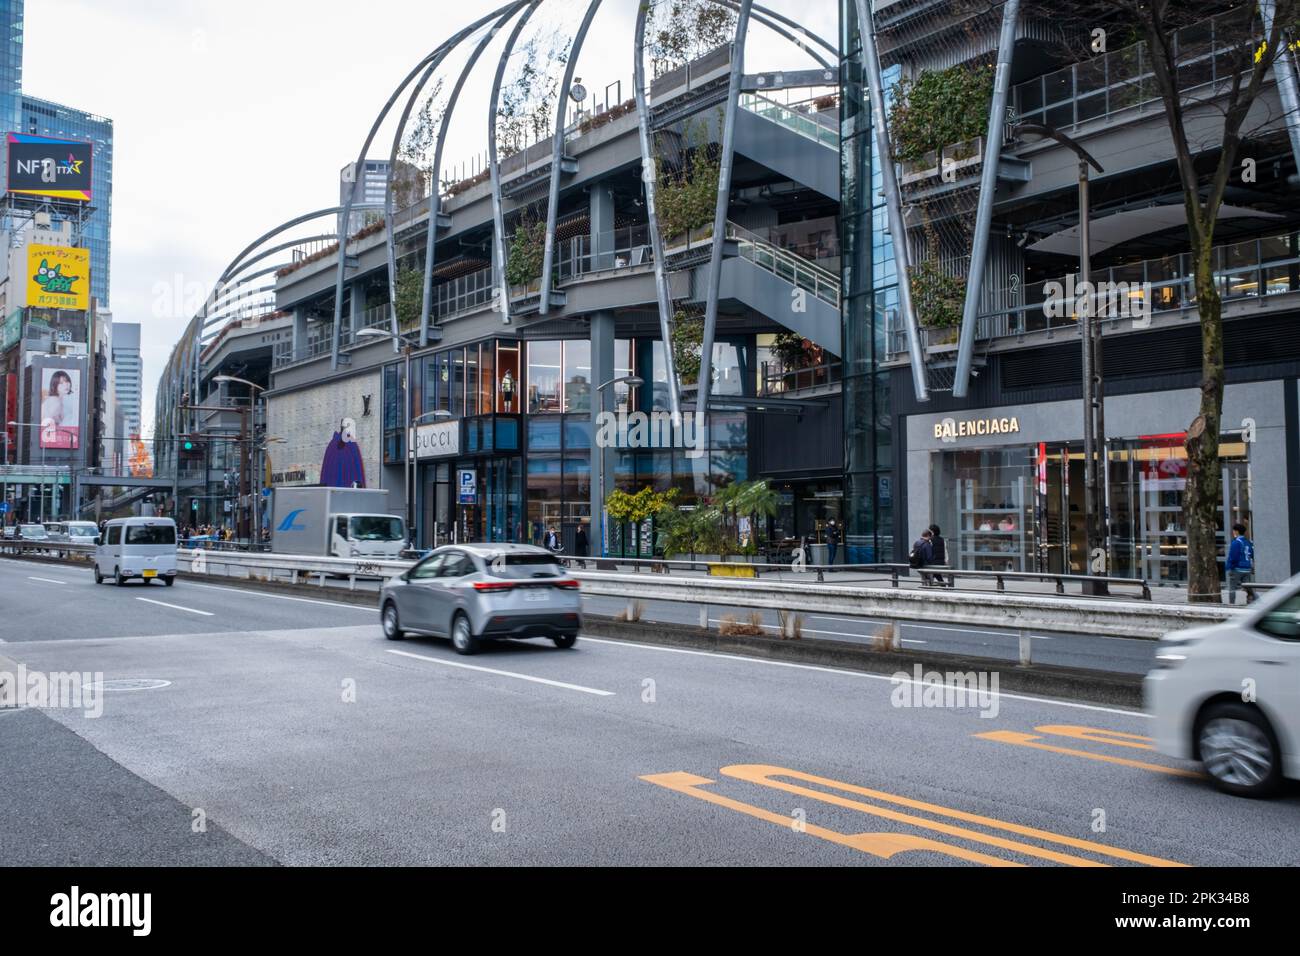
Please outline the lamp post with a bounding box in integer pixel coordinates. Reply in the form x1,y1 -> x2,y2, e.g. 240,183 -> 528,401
356,328 -> 432,549
593,375 -> 643,558
213,375 -> 266,544
1014,123 -> 1108,593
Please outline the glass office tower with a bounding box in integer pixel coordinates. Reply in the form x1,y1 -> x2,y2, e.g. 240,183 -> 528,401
840,1 -> 897,562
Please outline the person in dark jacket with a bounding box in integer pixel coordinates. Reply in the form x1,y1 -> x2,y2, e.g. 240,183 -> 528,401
928,523 -> 950,587
825,519 -> 841,567
910,529 -> 934,584
1226,522 -> 1254,604
575,523 -> 589,566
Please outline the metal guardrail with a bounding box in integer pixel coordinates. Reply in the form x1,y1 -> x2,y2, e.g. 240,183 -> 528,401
0,540 -> 94,559
1,547 -> 1248,666
739,92 -> 839,149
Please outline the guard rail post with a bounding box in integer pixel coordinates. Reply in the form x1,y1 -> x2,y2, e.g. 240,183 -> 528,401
1019,630 -> 1032,665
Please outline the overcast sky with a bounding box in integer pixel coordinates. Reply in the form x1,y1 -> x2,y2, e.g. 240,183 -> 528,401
24,0 -> 838,437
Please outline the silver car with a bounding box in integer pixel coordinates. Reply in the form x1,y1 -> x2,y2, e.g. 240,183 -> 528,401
380,544 -> 582,654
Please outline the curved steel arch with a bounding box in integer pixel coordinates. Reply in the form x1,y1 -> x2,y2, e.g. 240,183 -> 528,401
697,0 -> 756,421
487,1 -> 544,328
222,233 -> 338,283
329,2 -> 527,369
417,3 -> 528,346
713,1 -> 837,61
538,0 -> 604,316
382,57 -> 443,345
632,0 -> 683,419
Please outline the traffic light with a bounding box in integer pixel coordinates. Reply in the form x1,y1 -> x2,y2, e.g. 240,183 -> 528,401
179,435 -> 205,460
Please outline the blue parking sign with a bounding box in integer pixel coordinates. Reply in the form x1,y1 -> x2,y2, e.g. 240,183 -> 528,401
457,469 -> 477,505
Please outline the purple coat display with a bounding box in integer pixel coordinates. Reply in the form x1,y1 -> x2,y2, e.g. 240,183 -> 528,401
320,418 -> 366,488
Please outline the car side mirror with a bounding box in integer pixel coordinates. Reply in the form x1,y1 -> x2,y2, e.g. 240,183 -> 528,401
93,536 -> 101,546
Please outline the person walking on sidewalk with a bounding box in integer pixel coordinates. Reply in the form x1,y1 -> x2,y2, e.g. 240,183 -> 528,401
1226,523 -> 1255,604
927,524 -> 951,587
825,519 -> 841,568
910,528 -> 934,585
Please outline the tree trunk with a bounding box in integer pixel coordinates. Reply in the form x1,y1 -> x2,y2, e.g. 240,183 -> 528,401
1185,250 -> 1225,603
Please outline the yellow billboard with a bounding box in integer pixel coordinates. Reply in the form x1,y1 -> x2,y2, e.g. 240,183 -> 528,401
26,244 -> 90,311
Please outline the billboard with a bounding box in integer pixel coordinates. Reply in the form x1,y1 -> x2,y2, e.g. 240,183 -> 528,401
6,133 -> 93,201
35,365 -> 82,450
27,245 -> 90,311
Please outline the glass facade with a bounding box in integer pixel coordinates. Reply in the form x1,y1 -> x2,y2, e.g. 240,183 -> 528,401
390,336 -> 755,550
0,1 -> 21,139
840,2 -> 895,562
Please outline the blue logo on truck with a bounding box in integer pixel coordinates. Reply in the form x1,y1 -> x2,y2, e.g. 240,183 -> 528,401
277,509 -> 307,532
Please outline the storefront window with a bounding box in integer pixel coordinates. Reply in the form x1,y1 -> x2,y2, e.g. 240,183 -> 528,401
497,342 -> 521,413
479,341 -> 495,415
465,343 -> 480,417
931,448 -> 1035,574
564,339 -> 592,413
614,339 -> 636,411
449,348 -> 465,418
527,456 -> 563,543
527,416 -> 562,451
528,340 -> 562,413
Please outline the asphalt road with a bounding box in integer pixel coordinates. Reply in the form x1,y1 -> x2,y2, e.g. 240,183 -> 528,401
1,555 -> 1295,867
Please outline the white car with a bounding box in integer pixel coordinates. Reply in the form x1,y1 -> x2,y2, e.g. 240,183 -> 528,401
1146,577 -> 1300,797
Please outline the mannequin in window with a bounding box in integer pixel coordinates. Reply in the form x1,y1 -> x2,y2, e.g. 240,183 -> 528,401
500,370 -> 515,412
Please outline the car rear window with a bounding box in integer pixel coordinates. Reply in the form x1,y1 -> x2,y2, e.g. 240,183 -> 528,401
126,525 -> 177,545
486,554 -> 564,578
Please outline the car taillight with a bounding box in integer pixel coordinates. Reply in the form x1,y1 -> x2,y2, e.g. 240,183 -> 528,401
552,579 -> 580,590
473,581 -> 516,592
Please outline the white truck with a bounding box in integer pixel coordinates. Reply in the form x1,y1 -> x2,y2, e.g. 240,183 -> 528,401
270,487 -> 407,559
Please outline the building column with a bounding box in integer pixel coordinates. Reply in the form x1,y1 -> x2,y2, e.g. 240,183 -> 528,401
349,280 -> 363,335
590,185 -> 615,272
589,310 -> 615,557
292,307 -> 308,360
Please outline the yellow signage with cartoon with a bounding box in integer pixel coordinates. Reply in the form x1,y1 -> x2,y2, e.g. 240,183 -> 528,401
26,245 -> 90,311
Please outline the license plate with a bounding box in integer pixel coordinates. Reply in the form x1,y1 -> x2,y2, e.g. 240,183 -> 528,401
523,590 -> 548,602
142,570 -> 157,578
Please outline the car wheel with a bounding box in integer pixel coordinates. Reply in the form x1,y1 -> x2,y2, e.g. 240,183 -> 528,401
382,601 -> 405,641
164,577 -> 175,587
1196,702 -> 1282,798
94,566 -> 103,585
114,567 -> 125,587
450,612 -> 480,655
552,633 -> 578,649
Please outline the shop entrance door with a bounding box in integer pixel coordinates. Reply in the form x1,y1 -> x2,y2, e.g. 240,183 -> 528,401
1035,443 -> 1089,574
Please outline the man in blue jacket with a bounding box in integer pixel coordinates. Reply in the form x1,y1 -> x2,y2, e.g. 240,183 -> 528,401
1226,522 -> 1254,604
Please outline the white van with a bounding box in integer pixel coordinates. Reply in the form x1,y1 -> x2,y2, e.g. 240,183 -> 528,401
94,517 -> 179,587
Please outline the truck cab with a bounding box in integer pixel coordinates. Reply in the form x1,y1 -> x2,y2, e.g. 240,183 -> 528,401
330,513 -> 406,559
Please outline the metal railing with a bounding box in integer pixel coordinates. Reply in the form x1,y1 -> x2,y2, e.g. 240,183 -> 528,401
1013,10 -> 1262,134
759,360 -> 843,396
727,222 -> 841,305
739,92 -> 839,150
885,230 -> 1300,358
555,224 -> 654,280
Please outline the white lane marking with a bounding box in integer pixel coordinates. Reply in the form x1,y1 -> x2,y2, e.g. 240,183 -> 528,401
28,576 -> 66,585
705,618 -> 926,644
387,649 -> 615,697
184,581 -> 377,611
136,597 -> 214,616
578,635 -> 1150,719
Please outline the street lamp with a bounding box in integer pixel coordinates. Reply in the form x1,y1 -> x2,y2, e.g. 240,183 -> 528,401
593,375 -> 643,558
213,374 -> 266,542
1014,123 -> 1108,593
357,327 -> 428,548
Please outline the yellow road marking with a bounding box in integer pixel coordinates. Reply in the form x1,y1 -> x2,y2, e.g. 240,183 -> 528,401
641,764 -> 1186,867
1034,724 -> 1155,750
975,730 -> 1203,779
640,771 -> 1016,866
721,764 -> 1185,867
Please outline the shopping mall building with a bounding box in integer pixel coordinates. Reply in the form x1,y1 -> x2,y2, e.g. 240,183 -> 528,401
841,0 -> 1300,586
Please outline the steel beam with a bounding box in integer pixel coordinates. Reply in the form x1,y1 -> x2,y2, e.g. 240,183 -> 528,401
1261,0 -> 1300,173
539,0 -> 604,316
698,0 -> 756,422
856,0 -> 928,402
487,3 -> 543,328
633,1 -> 682,418
952,0 -> 1020,397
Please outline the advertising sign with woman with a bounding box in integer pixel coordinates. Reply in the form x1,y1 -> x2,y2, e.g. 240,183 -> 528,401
39,367 -> 80,449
